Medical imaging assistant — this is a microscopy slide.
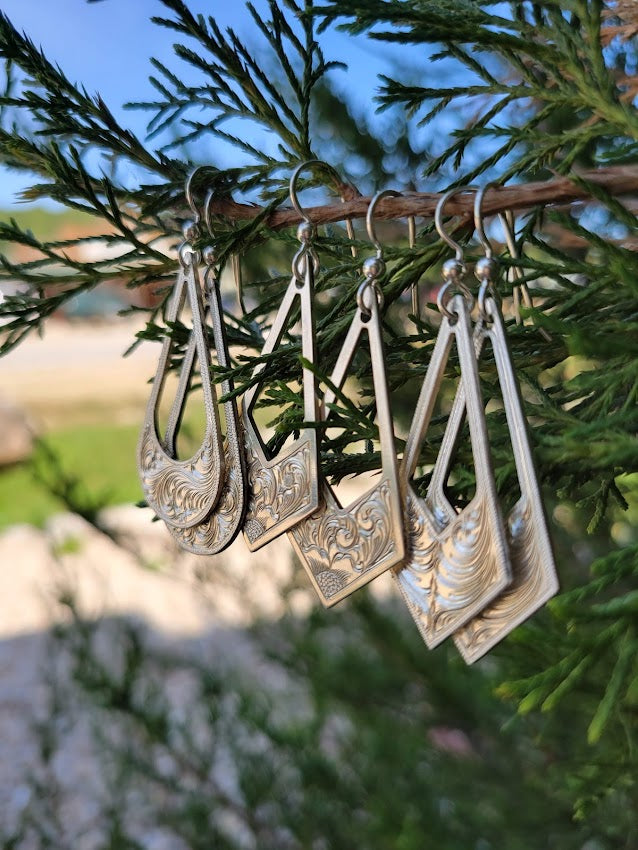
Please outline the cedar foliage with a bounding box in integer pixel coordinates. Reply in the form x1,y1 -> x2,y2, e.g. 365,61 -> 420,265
0,1 -> 637,845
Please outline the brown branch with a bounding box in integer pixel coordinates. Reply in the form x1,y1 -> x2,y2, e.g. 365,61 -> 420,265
207,167 -> 638,229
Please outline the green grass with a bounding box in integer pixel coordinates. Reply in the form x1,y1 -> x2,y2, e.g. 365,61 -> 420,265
0,389 -> 292,532
0,404 -> 226,531
0,205 -> 95,246
0,422 -> 144,530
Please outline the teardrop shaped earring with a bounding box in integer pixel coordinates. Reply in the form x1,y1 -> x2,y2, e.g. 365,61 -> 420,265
452,185 -> 558,663
289,189 -> 405,606
137,171 -> 225,529
393,187 -> 512,649
165,190 -> 249,555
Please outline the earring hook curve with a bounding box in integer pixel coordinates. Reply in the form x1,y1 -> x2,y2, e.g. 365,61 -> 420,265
359,188 -> 407,316
434,185 -> 477,260
184,166 -> 212,221
366,188 -> 402,257
435,186 -> 476,320
473,182 -> 502,319
289,159 -> 357,240
474,182 -> 501,259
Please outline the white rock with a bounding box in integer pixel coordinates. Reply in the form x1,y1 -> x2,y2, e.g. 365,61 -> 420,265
0,397 -> 35,466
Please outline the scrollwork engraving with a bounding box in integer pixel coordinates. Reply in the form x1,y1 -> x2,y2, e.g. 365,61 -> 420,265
394,489 -> 510,648
138,420 -> 222,529
290,479 -> 402,605
243,439 -> 315,548
168,440 -> 245,554
454,496 -> 559,663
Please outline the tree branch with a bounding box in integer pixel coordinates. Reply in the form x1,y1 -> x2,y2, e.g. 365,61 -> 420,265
206,166 -> 638,228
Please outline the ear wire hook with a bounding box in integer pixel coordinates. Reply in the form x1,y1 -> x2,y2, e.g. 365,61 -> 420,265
363,189 -> 419,318
359,188 -> 401,316
180,167 -> 210,268
473,183 -> 501,320
184,168 -> 200,220
497,209 -> 552,342
473,183 -> 496,259
475,185 -> 552,340
498,208 -> 525,324
164,177 -> 214,460
203,184 -> 247,317
290,159 -> 358,265
407,214 -> 420,318
365,188 -> 400,257
434,186 -> 476,320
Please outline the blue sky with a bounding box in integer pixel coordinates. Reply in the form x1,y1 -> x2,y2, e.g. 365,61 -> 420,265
0,1 -> 431,208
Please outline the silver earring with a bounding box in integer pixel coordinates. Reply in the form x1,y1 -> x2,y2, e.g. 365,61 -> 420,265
289,189 -> 405,606
241,161 -> 325,550
166,190 -> 248,554
452,185 -> 558,663
394,187 -> 512,649
137,171 -> 225,529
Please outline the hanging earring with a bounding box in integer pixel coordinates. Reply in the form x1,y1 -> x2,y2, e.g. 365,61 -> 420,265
165,191 -> 249,554
137,171 -> 225,529
393,187 -> 512,649
498,208 -> 552,342
241,160 -> 328,550
407,214 -> 420,320
289,189 -> 405,606
451,186 -> 559,663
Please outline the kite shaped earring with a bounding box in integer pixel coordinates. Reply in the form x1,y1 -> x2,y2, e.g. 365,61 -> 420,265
393,187 -> 512,649
137,172 -> 225,529
165,192 -> 248,555
241,161 -> 325,550
452,187 -> 558,663
289,189 -> 405,607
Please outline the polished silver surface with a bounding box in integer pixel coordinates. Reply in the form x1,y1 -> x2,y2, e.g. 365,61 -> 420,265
242,249 -> 320,551
288,284 -> 405,606
393,292 -> 512,648
167,256 -> 248,555
137,254 -> 225,529
289,189 -> 405,606
242,160 -> 358,551
452,295 -> 559,662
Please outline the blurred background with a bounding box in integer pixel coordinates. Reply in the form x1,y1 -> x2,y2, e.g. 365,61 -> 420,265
1,2 -> 637,849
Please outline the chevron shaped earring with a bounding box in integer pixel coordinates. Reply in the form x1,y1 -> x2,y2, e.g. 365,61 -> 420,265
241,161 -> 327,550
452,186 -> 558,663
393,187 -> 512,649
289,189 -> 405,606
137,171 -> 225,530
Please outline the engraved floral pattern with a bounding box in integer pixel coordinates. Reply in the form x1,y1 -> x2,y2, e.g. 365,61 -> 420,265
289,479 -> 402,604
454,496 -> 559,663
394,487 -> 510,648
137,421 -> 222,529
243,439 -> 314,546
168,440 -> 245,555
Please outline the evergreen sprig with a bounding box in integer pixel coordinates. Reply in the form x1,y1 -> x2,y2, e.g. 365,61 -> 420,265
0,0 -> 637,830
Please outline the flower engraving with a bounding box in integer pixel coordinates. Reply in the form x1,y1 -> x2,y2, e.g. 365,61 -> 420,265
243,440 -> 313,545
138,420 -> 222,529
290,479 -> 401,603
394,488 -> 510,648
169,440 -> 245,555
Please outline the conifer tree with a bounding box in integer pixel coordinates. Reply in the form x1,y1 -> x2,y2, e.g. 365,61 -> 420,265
0,2 -> 637,846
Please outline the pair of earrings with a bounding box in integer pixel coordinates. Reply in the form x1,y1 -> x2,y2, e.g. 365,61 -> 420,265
137,172 -> 246,556
394,185 -> 558,663
137,166 -> 558,663
283,181 -> 558,662
241,165 -> 405,604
